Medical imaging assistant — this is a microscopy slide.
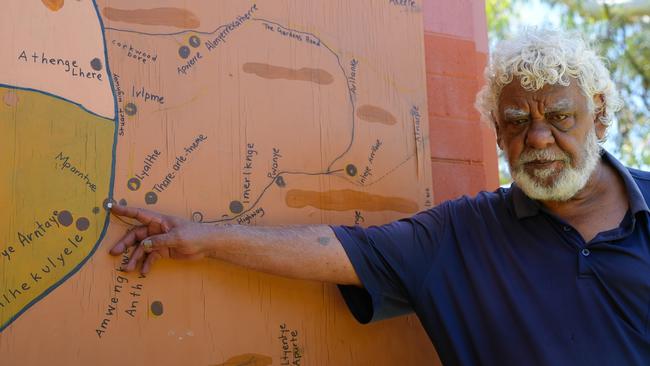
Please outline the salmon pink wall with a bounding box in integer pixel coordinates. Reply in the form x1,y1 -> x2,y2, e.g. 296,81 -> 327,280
422,0 -> 499,203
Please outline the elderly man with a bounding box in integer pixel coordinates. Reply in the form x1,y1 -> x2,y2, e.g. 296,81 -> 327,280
110,29 -> 650,365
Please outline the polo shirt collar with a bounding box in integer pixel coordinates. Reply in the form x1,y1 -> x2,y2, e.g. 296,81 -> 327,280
604,150 -> 650,214
510,149 -> 650,219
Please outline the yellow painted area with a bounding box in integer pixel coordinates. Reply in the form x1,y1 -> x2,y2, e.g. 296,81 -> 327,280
0,87 -> 114,328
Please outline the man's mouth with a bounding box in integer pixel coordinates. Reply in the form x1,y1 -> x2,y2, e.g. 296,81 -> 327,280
524,160 -> 562,169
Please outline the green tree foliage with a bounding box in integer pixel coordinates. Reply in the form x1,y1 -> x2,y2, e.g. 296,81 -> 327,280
486,0 -> 515,40
548,0 -> 650,167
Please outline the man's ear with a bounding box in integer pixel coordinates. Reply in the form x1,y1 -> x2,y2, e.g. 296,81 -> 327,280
492,111 -> 503,150
593,94 -> 607,140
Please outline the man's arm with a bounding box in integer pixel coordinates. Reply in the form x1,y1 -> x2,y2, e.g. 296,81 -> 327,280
109,205 -> 361,286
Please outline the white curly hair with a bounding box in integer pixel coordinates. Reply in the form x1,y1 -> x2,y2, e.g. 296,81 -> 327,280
475,28 -> 622,131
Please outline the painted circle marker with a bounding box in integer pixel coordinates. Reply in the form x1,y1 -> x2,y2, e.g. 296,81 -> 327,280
127,177 -> 141,191
151,301 -> 164,316
145,191 -> 158,205
189,35 -> 201,48
119,198 -> 128,206
58,210 -> 73,227
125,103 -> 137,116
229,200 -> 244,214
275,176 -> 286,188
102,198 -> 117,210
76,217 -> 90,231
191,211 -> 204,223
178,46 -> 191,59
90,58 -> 103,71
345,164 -> 358,177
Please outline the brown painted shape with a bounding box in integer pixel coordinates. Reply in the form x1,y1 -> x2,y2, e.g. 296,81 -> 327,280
286,189 -> 419,213
41,0 -> 64,12
212,353 -> 272,366
356,104 -> 397,125
243,62 -> 334,85
102,7 -> 200,29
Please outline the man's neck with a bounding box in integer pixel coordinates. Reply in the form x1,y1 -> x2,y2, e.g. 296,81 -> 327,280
540,159 -> 629,242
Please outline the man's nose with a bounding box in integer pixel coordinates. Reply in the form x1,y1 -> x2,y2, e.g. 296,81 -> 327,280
524,120 -> 555,149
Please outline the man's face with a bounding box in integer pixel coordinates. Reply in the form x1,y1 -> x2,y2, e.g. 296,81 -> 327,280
495,80 -> 604,201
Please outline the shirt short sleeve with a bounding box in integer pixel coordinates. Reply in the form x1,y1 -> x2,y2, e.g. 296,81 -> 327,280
332,204 -> 450,324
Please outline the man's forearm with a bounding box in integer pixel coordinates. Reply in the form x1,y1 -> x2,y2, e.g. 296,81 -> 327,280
109,205 -> 361,285
206,224 -> 361,286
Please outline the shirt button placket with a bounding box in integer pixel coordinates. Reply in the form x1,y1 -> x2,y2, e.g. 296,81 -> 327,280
577,247 -> 594,277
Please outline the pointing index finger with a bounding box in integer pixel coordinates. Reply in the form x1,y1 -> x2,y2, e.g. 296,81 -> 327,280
110,204 -> 162,226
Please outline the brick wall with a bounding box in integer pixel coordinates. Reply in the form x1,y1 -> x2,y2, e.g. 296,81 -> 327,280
423,0 -> 499,204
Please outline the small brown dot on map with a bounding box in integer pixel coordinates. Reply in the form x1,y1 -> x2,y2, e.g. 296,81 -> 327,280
92,207 -> 100,214
346,164 -> 358,177
145,191 -> 158,205
124,103 -> 137,116
90,58 -> 103,71
58,210 -> 73,226
76,217 -> 90,231
229,200 -> 244,214
151,300 -> 164,316
179,45 -> 191,59
189,35 -> 201,48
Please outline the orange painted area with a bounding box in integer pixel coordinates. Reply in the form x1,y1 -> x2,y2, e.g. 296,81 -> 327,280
212,354 -> 272,366
356,104 -> 397,125
103,7 -> 200,29
41,0 -> 64,12
243,63 -> 334,85
285,189 -> 419,213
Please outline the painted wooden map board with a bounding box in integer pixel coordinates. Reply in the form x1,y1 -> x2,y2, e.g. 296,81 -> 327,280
0,1 -> 437,364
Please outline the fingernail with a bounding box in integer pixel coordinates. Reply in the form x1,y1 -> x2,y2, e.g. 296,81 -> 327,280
142,239 -> 153,253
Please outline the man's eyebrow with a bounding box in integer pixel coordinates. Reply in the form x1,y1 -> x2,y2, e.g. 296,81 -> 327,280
544,99 -> 573,113
503,107 -> 528,119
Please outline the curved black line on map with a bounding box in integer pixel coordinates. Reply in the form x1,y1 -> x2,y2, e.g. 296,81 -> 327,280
199,169 -> 344,224
104,15 -> 358,171
104,25 -> 223,37
0,0 -> 120,334
333,154 -> 416,188
105,14 -> 360,223
103,12 -> 415,224
249,18 -> 357,172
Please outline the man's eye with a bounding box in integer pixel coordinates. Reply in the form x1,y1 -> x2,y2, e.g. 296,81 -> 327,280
549,114 -> 568,121
511,118 -> 528,126
548,113 -> 574,130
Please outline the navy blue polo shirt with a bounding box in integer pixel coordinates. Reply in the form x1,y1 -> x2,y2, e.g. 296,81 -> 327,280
333,151 -> 650,366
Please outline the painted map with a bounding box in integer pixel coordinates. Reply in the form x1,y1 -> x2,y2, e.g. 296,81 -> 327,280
0,1 -> 436,364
